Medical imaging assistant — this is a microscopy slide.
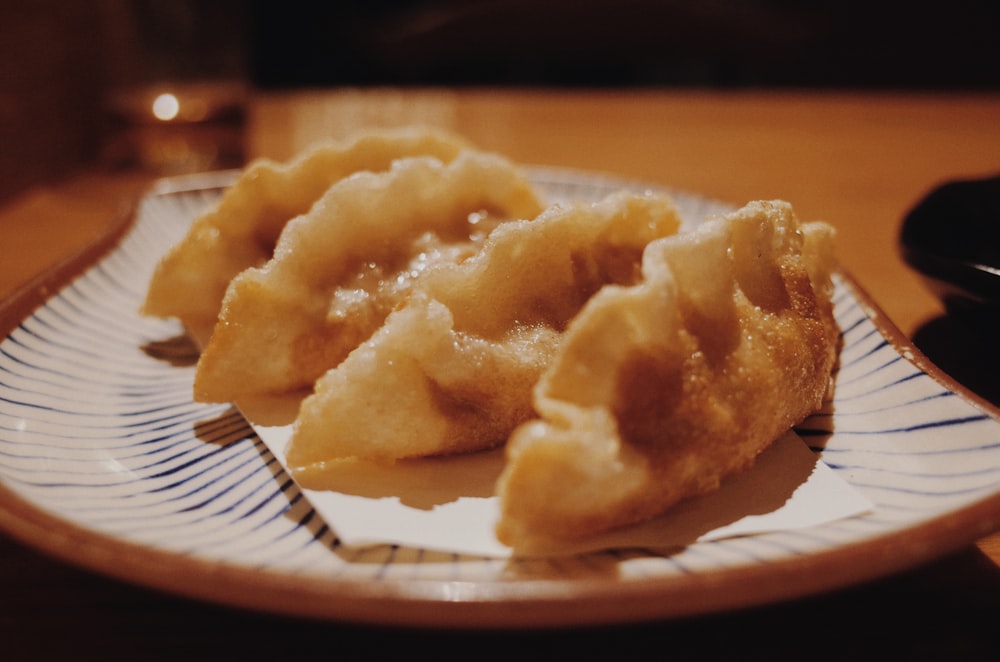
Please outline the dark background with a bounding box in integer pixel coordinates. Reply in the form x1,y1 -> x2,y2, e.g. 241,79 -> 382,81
249,0 -> 1000,90
1,0 -> 998,203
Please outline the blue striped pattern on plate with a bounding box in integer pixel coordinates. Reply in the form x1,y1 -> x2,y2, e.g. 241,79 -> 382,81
1,168 -> 999,615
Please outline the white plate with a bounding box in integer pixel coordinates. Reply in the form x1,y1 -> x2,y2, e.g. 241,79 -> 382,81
1,168 -> 999,628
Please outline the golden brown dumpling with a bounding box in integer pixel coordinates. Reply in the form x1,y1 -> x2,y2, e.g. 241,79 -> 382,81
193,150 -> 544,403
286,191 -> 683,468
142,127 -> 471,344
495,200 -> 838,554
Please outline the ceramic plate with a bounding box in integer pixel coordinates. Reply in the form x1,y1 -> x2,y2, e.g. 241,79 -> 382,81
1,168 -> 999,628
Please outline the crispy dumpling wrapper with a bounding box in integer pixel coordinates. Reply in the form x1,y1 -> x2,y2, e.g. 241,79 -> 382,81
193,149 -> 544,403
494,200 -> 838,554
287,192 -> 683,470
142,127 -> 471,344
141,126 -> 840,554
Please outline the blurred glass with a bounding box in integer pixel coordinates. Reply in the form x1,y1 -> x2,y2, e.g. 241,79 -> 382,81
99,0 -> 248,174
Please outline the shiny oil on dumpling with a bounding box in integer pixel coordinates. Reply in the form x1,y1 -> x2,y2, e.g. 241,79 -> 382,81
142,127 -> 472,344
193,149 -> 545,404
494,200 -> 838,554
285,191 -> 683,471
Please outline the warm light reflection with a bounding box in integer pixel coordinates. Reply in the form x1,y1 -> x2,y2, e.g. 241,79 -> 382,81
152,93 -> 180,121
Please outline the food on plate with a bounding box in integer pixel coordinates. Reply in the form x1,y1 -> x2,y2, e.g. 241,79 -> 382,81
286,192 -> 682,467
142,126 -> 838,554
493,200 -> 838,553
141,127 -> 472,344
192,148 -> 544,403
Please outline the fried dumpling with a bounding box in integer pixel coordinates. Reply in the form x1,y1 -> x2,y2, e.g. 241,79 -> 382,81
286,191 -> 683,469
494,200 -> 838,554
142,127 -> 471,344
193,149 -> 545,403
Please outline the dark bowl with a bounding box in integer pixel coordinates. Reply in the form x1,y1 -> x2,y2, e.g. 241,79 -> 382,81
899,173 -> 1000,318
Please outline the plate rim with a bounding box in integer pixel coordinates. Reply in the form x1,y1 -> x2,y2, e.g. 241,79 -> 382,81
2,169 -> 1000,628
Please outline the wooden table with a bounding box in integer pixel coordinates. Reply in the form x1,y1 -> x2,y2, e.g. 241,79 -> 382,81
2,89 -> 999,656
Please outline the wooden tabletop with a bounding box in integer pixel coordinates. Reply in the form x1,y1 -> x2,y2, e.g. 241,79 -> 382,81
2,89 -> 999,656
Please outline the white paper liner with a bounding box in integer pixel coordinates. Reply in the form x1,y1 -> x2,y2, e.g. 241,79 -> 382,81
252,421 -> 872,558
